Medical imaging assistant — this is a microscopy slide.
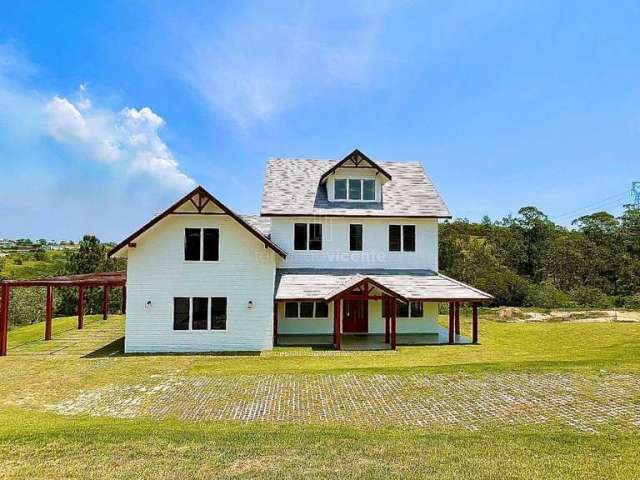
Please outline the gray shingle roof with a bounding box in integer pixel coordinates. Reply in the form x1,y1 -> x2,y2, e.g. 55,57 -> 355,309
240,215 -> 271,237
261,158 -> 451,217
275,269 -> 492,301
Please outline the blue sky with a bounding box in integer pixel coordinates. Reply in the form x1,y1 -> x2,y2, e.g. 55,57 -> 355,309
0,0 -> 638,241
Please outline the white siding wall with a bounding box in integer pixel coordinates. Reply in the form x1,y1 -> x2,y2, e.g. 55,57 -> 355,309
271,217 -> 439,270
125,214 -> 276,353
277,301 -> 440,335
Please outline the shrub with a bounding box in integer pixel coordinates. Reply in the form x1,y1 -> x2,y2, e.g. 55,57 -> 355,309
624,294 -> 640,310
569,286 -> 615,309
526,282 -> 574,309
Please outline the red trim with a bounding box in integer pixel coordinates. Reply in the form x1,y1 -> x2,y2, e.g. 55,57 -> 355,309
325,277 -> 407,303
108,186 -> 286,259
334,300 -> 341,350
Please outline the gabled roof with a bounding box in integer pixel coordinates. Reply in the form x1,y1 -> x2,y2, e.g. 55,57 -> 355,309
319,149 -> 392,183
108,186 -> 286,259
275,269 -> 493,301
261,158 -> 451,218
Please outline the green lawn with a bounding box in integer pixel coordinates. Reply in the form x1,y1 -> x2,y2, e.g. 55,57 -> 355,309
1,313 -> 639,479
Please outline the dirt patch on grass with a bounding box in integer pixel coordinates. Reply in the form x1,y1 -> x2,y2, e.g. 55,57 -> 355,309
497,308 -> 640,323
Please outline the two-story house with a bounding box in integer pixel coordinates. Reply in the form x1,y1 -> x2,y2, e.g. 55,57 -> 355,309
109,150 -> 491,353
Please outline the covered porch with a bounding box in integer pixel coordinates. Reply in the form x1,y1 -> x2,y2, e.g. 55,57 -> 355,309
273,269 -> 491,351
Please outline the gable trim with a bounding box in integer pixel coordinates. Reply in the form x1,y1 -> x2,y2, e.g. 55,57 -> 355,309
108,186 -> 286,259
319,149 -> 392,184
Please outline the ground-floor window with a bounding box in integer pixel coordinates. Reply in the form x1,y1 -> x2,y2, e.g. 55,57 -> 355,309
173,297 -> 227,330
383,300 -> 424,318
284,301 -> 329,318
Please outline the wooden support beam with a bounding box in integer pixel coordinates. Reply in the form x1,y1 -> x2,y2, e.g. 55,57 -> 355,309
121,286 -> 127,314
45,286 -> 53,341
454,302 -> 461,336
77,286 -> 85,330
334,299 -> 341,350
391,305 -> 397,350
273,301 -> 278,346
448,301 -> 455,344
102,286 -> 109,320
472,303 -> 479,344
384,297 -> 390,344
0,284 -> 9,356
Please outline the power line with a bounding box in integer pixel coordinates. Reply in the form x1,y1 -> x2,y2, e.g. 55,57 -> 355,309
551,191 -> 629,224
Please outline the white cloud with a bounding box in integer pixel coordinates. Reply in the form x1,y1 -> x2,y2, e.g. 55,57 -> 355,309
44,94 -> 195,190
0,44 -> 194,193
178,2 -> 395,126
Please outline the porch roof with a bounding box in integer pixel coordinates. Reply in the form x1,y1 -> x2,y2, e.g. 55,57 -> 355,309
274,269 -> 493,302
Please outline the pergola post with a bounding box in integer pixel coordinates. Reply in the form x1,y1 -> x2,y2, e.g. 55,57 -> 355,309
391,303 -> 397,350
448,301 -> 455,344
334,299 -> 341,350
77,286 -> 85,330
45,286 -> 53,341
472,303 -> 479,344
102,286 -> 109,320
273,301 -> 278,346
121,286 -> 127,314
454,302 -> 461,338
0,284 -> 9,356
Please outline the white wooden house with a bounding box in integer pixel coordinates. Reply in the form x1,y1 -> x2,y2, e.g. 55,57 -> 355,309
109,150 -> 491,352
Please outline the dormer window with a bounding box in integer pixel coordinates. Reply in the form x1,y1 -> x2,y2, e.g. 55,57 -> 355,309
334,179 -> 376,201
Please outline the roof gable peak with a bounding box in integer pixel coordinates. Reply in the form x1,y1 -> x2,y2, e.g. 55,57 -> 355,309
319,149 -> 392,184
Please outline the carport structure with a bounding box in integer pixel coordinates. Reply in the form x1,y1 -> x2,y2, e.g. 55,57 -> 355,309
0,271 -> 126,356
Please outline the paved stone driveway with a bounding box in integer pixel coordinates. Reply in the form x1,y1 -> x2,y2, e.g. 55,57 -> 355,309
50,372 -> 640,432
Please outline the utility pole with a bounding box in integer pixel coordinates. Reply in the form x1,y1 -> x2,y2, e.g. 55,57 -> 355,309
626,182 -> 640,210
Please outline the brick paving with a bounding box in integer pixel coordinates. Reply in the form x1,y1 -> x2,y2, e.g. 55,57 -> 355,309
49,372 -> 640,432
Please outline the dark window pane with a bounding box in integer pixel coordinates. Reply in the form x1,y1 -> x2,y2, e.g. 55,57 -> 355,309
185,228 -> 201,261
210,297 -> 227,330
203,228 -> 219,261
348,179 -> 362,200
315,302 -> 329,318
410,301 -> 423,317
294,223 -> 307,250
285,302 -> 299,318
173,297 -> 190,330
349,224 -> 363,251
396,301 -> 409,318
403,225 -> 416,252
300,302 -> 314,318
193,297 -> 208,330
335,179 -> 347,200
389,225 -> 401,251
363,180 -> 375,200
309,223 -> 322,250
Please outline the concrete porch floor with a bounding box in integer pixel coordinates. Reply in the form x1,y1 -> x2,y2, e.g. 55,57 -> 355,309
277,333 -> 471,350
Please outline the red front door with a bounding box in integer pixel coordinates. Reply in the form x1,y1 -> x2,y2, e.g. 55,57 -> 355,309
343,300 -> 368,333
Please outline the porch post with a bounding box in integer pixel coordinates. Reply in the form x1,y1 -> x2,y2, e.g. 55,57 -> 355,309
334,298 -> 341,350
0,284 -> 9,356
448,301 -> 455,344
77,286 -> 85,330
102,286 -> 109,320
391,303 -> 397,350
45,286 -> 53,341
384,296 -> 390,344
454,302 -> 461,337
273,301 -> 278,346
472,303 -> 479,344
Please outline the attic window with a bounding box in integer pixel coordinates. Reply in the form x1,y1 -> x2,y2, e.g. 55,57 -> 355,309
335,179 -> 376,201
335,179 -> 347,200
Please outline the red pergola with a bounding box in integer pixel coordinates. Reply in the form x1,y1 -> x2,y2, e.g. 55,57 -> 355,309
0,271 -> 126,356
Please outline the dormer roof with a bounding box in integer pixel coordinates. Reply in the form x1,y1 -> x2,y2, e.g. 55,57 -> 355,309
261,153 -> 451,218
318,149 -> 392,184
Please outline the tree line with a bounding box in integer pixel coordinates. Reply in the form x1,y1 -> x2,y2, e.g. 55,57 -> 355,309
439,205 -> 640,309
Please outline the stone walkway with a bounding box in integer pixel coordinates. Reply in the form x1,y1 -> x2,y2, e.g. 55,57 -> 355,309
49,372 -> 640,432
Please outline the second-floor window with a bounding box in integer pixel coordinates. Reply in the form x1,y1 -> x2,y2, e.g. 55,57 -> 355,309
294,223 -> 322,250
184,228 -> 219,261
350,224 -> 363,251
388,225 -> 415,252
334,179 -> 375,201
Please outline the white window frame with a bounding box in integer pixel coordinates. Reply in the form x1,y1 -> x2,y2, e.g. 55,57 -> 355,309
334,178 -> 377,202
284,301 -> 328,318
292,223 -> 323,251
173,296 -> 228,332
385,300 -> 423,318
184,228 -> 220,263
388,224 -> 416,252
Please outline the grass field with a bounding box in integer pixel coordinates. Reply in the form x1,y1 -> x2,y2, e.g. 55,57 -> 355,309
1,313 -> 639,479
